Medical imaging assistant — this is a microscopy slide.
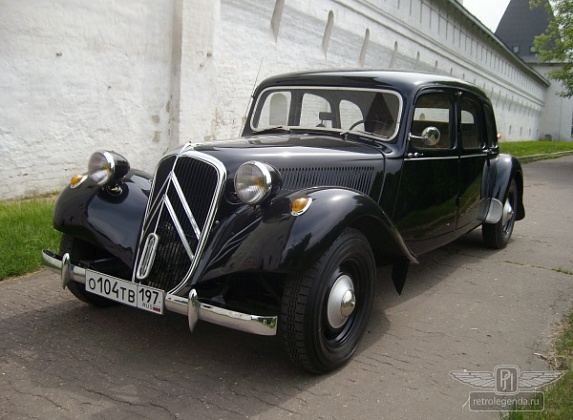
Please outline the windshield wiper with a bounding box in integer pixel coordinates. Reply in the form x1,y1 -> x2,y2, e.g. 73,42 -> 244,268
340,130 -> 390,142
251,125 -> 292,135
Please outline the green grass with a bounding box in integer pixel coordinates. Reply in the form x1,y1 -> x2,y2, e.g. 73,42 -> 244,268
500,140 -> 573,157
506,310 -> 573,419
0,195 -> 61,281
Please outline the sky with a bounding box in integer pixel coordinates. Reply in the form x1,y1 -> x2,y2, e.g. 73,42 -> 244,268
462,0 -> 512,32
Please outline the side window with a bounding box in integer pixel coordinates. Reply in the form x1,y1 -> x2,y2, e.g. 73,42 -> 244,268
300,94 -> 333,128
411,92 -> 453,149
460,96 -> 485,149
483,104 -> 497,148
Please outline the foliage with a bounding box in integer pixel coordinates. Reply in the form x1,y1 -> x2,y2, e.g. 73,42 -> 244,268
499,140 -> 573,156
506,309 -> 573,419
0,196 -> 61,280
530,0 -> 573,97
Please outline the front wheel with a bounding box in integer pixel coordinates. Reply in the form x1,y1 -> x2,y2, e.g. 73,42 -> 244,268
483,178 -> 518,249
280,228 -> 376,373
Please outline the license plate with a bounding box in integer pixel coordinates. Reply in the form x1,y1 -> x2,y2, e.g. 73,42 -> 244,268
85,269 -> 164,314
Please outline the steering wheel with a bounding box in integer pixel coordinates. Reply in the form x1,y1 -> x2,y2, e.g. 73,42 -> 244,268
348,119 -> 366,130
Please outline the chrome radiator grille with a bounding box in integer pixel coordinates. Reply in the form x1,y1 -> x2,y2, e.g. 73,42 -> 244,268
134,152 -> 226,292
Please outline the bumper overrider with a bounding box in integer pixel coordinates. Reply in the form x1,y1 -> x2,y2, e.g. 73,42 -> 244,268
41,249 -> 278,336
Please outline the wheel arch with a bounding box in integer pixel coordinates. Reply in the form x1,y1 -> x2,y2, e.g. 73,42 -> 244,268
348,213 -> 416,266
488,153 -> 525,221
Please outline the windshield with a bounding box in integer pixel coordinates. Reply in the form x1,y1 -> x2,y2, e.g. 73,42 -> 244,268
250,87 -> 403,141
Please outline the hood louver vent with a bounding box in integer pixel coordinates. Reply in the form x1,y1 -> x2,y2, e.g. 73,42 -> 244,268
279,166 -> 375,195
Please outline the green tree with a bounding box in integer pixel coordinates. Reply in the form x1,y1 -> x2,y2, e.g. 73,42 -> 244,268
531,0 -> 573,97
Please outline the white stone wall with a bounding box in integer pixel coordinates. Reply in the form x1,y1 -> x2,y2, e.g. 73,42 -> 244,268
0,0 -> 554,200
209,0 -> 548,142
536,64 -> 573,141
0,0 -> 174,199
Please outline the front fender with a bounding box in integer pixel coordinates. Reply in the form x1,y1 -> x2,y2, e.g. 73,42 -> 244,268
485,153 -> 525,221
53,170 -> 152,269
279,188 -> 419,268
196,188 -> 417,284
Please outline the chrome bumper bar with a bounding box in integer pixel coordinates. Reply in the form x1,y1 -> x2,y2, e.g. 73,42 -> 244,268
41,249 -> 277,336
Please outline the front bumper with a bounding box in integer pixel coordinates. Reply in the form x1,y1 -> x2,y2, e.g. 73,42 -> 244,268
41,249 -> 277,336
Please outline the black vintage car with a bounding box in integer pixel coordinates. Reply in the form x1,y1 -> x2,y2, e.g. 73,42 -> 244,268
42,70 -> 524,373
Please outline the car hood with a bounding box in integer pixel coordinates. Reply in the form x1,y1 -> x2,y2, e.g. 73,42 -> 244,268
186,134 -> 386,197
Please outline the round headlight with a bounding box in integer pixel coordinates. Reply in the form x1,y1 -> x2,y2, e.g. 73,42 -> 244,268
88,151 -> 113,185
234,161 -> 275,205
87,151 -> 130,186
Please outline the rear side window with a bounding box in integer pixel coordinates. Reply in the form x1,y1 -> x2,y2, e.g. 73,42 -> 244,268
483,104 -> 497,147
460,95 -> 485,149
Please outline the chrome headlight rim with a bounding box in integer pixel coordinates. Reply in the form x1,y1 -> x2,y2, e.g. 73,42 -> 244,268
234,161 -> 278,205
87,150 -> 130,187
88,151 -> 114,186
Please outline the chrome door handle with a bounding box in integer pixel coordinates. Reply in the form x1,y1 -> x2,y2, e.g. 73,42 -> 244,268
407,152 -> 424,158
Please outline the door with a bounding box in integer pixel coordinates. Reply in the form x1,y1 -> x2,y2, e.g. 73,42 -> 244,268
394,90 -> 459,255
457,93 -> 491,231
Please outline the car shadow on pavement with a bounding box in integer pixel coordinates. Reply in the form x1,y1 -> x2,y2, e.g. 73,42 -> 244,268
0,229 -> 505,419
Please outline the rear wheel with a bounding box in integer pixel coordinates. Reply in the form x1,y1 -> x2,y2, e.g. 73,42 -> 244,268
483,178 -> 518,249
59,234 -> 118,307
280,228 -> 376,373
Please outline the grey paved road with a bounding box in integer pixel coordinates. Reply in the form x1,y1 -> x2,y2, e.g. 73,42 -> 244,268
1,157 -> 572,420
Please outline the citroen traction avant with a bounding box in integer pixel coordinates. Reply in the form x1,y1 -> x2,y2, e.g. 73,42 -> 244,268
42,70 -> 524,373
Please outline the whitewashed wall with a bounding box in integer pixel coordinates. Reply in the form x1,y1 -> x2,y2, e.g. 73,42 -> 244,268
0,0 -> 174,200
209,0 -> 548,141
536,64 -> 573,141
0,0 -> 553,200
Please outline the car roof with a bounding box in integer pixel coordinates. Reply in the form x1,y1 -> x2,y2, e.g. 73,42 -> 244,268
255,69 -> 488,101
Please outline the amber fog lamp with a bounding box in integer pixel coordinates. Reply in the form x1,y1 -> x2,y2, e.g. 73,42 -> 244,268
235,161 -> 280,205
70,174 -> 87,189
291,197 -> 312,216
88,151 -> 130,186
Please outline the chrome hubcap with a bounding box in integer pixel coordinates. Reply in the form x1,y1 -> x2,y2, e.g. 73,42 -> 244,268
501,198 -> 514,232
327,274 -> 356,329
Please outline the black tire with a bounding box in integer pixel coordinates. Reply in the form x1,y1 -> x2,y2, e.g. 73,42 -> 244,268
59,234 -> 118,307
280,228 -> 376,373
483,178 -> 518,249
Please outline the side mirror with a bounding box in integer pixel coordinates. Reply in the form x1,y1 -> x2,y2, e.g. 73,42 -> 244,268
409,126 -> 441,146
421,126 -> 440,145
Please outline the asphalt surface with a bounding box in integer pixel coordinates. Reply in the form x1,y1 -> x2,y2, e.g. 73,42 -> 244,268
1,156 -> 573,420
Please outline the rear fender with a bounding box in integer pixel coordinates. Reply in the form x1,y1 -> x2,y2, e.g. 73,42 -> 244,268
484,154 -> 525,222
53,170 -> 152,269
